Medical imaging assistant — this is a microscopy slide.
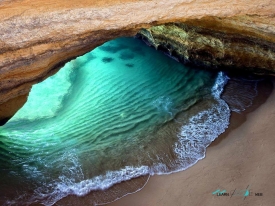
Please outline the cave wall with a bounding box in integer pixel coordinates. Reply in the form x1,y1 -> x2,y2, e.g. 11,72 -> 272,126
138,16 -> 275,74
1,0 -> 275,124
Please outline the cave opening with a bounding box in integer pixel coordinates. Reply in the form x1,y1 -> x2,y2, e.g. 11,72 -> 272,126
0,36 -> 271,205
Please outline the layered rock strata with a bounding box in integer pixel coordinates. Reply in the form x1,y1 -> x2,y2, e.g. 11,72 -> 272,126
138,16 -> 275,74
0,0 -> 275,124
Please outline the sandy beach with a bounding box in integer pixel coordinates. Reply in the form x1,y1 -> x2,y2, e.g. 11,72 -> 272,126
107,79 -> 275,206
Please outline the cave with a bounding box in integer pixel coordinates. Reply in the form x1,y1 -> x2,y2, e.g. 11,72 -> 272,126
1,0 -> 275,205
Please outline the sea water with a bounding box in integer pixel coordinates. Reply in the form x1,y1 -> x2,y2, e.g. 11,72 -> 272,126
0,37 -> 260,205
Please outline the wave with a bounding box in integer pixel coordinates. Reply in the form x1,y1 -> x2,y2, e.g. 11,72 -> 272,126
13,73 -> 230,206
1,38 -> 260,206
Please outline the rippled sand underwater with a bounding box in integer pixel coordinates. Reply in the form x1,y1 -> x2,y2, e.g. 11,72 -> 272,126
0,37 -> 262,205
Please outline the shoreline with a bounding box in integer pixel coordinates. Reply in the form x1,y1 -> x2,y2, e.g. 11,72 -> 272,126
107,78 -> 275,206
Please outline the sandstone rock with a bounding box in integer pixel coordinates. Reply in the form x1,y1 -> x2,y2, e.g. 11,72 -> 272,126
0,0 -> 275,124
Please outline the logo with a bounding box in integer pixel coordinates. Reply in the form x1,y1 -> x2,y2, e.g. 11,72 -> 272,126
212,185 -> 263,200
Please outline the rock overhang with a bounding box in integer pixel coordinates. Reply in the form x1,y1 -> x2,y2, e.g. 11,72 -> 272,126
0,0 -> 275,124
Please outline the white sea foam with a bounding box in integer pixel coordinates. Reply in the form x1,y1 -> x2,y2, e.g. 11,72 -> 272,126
152,96 -> 174,117
173,71 -> 230,171
211,71 -> 229,98
2,38 -> 234,206
26,72 -> 231,206
32,165 -> 150,206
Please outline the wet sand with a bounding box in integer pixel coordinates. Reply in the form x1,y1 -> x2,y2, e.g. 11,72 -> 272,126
107,79 -> 275,206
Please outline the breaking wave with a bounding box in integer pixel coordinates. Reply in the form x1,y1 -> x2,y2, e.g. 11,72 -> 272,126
0,38 -> 260,206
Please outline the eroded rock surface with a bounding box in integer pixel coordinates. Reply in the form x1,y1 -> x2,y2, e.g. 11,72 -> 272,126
138,16 -> 275,74
0,0 -> 275,124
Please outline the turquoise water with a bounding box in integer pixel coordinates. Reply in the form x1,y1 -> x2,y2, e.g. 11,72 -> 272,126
0,37 -> 230,205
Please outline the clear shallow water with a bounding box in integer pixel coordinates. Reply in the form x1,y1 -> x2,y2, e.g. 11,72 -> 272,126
0,37 -> 231,205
